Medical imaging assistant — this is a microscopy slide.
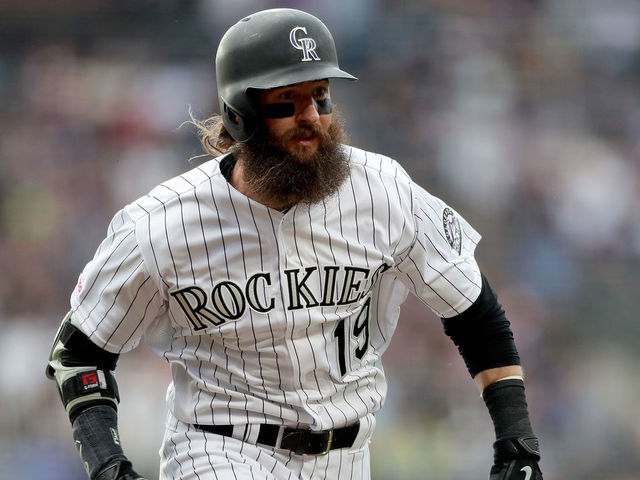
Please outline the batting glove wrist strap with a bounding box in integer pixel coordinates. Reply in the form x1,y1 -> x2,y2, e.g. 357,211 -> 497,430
493,435 -> 541,463
95,460 -> 146,480
491,435 -> 542,480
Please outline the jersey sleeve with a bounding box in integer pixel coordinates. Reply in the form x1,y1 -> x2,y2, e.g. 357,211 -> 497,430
70,207 -> 166,353
394,182 -> 483,318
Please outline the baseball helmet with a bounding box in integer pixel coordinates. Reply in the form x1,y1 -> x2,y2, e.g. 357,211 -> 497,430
215,8 -> 357,142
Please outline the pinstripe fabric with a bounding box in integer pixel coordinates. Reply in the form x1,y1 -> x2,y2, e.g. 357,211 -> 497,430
70,145 -> 481,479
159,411 -> 373,480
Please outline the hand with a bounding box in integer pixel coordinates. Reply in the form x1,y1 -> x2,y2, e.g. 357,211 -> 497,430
490,435 -> 542,480
490,458 -> 542,480
94,460 -> 147,480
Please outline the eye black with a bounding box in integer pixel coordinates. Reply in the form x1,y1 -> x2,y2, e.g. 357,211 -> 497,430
264,103 -> 296,119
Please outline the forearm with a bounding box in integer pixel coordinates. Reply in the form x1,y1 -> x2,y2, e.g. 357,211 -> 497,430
46,312 -> 144,480
442,275 -> 542,477
72,405 -> 132,479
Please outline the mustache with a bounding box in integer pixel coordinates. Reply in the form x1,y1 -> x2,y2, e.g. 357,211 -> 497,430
281,124 -> 331,143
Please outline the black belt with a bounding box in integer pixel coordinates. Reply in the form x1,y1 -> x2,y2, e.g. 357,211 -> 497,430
194,421 -> 360,456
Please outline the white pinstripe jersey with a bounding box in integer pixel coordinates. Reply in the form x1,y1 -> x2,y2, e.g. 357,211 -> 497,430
70,145 -> 482,431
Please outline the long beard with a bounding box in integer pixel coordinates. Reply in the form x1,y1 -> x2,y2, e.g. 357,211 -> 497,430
234,114 -> 350,208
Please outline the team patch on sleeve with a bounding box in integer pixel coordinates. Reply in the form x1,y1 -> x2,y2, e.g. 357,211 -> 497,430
442,207 -> 462,255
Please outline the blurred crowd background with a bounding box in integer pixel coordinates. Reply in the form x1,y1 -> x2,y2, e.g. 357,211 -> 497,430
1,1 -> 639,479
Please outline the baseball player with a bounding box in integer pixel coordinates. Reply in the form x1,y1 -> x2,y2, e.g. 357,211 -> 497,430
46,8 -> 543,480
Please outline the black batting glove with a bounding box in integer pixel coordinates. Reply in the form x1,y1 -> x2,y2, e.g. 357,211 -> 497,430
94,460 -> 147,480
489,435 -> 542,480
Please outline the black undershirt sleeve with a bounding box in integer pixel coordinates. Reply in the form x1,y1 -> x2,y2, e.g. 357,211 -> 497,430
441,273 -> 520,377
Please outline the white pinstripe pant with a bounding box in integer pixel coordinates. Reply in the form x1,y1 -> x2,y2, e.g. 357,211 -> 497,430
159,412 -> 374,480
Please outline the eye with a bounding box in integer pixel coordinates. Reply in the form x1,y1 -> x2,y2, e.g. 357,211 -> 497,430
313,87 -> 328,100
278,90 -> 296,101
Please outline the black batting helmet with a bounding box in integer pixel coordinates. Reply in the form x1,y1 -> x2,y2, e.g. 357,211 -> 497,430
215,8 -> 357,142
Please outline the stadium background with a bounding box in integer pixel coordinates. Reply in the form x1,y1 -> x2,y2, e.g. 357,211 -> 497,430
1,1 -> 639,479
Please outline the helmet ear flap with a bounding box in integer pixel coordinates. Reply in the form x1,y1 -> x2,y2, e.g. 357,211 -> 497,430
220,97 -> 259,143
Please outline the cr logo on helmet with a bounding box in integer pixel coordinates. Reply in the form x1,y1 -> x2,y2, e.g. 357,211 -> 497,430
289,27 -> 321,62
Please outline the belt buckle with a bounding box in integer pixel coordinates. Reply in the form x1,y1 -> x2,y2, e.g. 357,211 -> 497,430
308,428 -> 333,456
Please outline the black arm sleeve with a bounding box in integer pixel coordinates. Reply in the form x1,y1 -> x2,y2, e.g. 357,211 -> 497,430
441,273 -> 520,377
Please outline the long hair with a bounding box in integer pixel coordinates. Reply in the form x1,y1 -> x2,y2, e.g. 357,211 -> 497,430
186,109 -> 236,158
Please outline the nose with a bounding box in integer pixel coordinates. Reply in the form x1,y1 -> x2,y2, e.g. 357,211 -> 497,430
295,96 -> 320,125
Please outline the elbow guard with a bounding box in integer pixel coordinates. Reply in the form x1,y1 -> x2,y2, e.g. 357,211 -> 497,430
441,274 -> 520,377
46,312 -> 121,423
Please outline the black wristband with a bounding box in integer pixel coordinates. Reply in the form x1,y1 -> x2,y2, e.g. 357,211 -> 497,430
72,405 -> 129,479
482,379 -> 541,463
482,378 -> 534,440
